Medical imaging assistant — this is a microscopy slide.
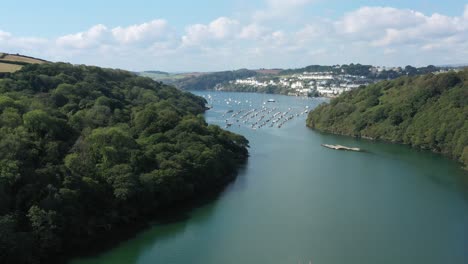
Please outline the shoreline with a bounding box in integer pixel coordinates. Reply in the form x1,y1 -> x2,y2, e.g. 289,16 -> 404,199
308,126 -> 467,171
54,164 -> 247,264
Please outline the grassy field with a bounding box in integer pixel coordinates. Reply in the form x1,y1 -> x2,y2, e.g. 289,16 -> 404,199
0,62 -> 23,72
2,54 -> 46,64
0,53 -> 47,73
138,72 -> 170,80
139,71 -> 201,81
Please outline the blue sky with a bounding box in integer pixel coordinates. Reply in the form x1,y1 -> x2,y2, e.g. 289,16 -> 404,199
1,0 -> 467,71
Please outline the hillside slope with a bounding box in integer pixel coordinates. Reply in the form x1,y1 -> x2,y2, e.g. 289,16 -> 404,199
0,53 -> 47,73
0,63 -> 248,263
173,69 -> 258,90
307,69 -> 468,169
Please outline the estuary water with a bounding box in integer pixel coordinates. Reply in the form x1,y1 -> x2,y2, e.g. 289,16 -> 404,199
71,91 -> 468,264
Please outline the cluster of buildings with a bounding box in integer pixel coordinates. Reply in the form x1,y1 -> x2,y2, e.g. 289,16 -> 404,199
227,71 -> 373,97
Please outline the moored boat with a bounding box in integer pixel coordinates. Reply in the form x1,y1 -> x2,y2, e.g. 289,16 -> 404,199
321,144 -> 361,152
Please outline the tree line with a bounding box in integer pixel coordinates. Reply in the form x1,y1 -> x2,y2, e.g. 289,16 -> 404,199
173,69 -> 258,90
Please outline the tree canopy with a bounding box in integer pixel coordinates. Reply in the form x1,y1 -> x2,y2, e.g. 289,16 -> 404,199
0,62 -> 248,263
173,69 -> 258,90
307,69 -> 468,169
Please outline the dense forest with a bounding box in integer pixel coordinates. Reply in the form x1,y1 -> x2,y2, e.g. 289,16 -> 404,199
307,69 -> 468,169
0,63 -> 249,263
215,79 -> 320,97
173,69 -> 258,90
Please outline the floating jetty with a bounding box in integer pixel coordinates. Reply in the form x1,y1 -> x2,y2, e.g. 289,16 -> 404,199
321,144 -> 361,152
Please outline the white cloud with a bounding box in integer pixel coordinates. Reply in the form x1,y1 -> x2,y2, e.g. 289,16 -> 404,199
112,19 -> 168,44
182,17 -> 239,46
55,20 -> 171,49
295,22 -> 331,44
337,7 -> 426,35
210,17 -> 240,38
269,31 -> 287,44
239,24 -> 268,39
0,30 -> 12,40
0,29 -> 49,55
370,10 -> 468,47
56,24 -> 109,49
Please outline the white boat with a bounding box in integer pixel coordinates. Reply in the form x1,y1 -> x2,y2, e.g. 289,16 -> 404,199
267,99 -> 276,102
321,144 -> 361,152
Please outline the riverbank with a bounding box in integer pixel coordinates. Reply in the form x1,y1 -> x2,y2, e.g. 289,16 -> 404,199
61,164 -> 246,263
309,125 -> 468,171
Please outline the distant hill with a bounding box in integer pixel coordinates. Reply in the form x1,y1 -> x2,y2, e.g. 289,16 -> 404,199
137,71 -> 210,84
147,64 -> 443,92
253,68 -> 283,75
307,69 -> 468,169
171,69 -> 258,90
142,70 -> 169,75
0,52 -> 48,73
438,63 -> 468,68
139,68 -> 285,90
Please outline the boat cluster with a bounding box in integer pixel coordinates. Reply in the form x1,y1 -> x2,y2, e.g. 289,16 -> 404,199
199,94 -> 312,130
222,105 -> 310,129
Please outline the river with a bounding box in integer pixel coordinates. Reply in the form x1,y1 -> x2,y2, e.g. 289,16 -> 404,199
71,91 -> 468,264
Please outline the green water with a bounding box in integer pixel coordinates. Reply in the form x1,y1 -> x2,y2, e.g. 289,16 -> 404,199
71,92 -> 468,264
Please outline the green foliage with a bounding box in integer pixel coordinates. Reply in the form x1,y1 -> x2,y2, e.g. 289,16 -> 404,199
281,63 -> 439,79
173,69 -> 258,90
307,69 -> 468,169
216,82 -> 293,95
0,62 -> 248,263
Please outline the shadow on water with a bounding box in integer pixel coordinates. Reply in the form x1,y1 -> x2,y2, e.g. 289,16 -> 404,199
155,161 -> 250,225
311,129 -> 468,192
68,162 -> 250,264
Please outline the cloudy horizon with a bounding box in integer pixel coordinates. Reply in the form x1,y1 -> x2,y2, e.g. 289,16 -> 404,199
1,0 -> 467,72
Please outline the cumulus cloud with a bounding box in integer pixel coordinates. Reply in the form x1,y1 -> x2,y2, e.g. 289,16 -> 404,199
112,19 -> 168,44
295,22 -> 332,44
337,7 -> 426,35
55,20 -> 171,50
182,17 -> 239,46
0,29 -> 49,55
368,9 -> 468,47
56,24 -> 109,49
239,24 -> 269,39
0,30 -> 12,40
